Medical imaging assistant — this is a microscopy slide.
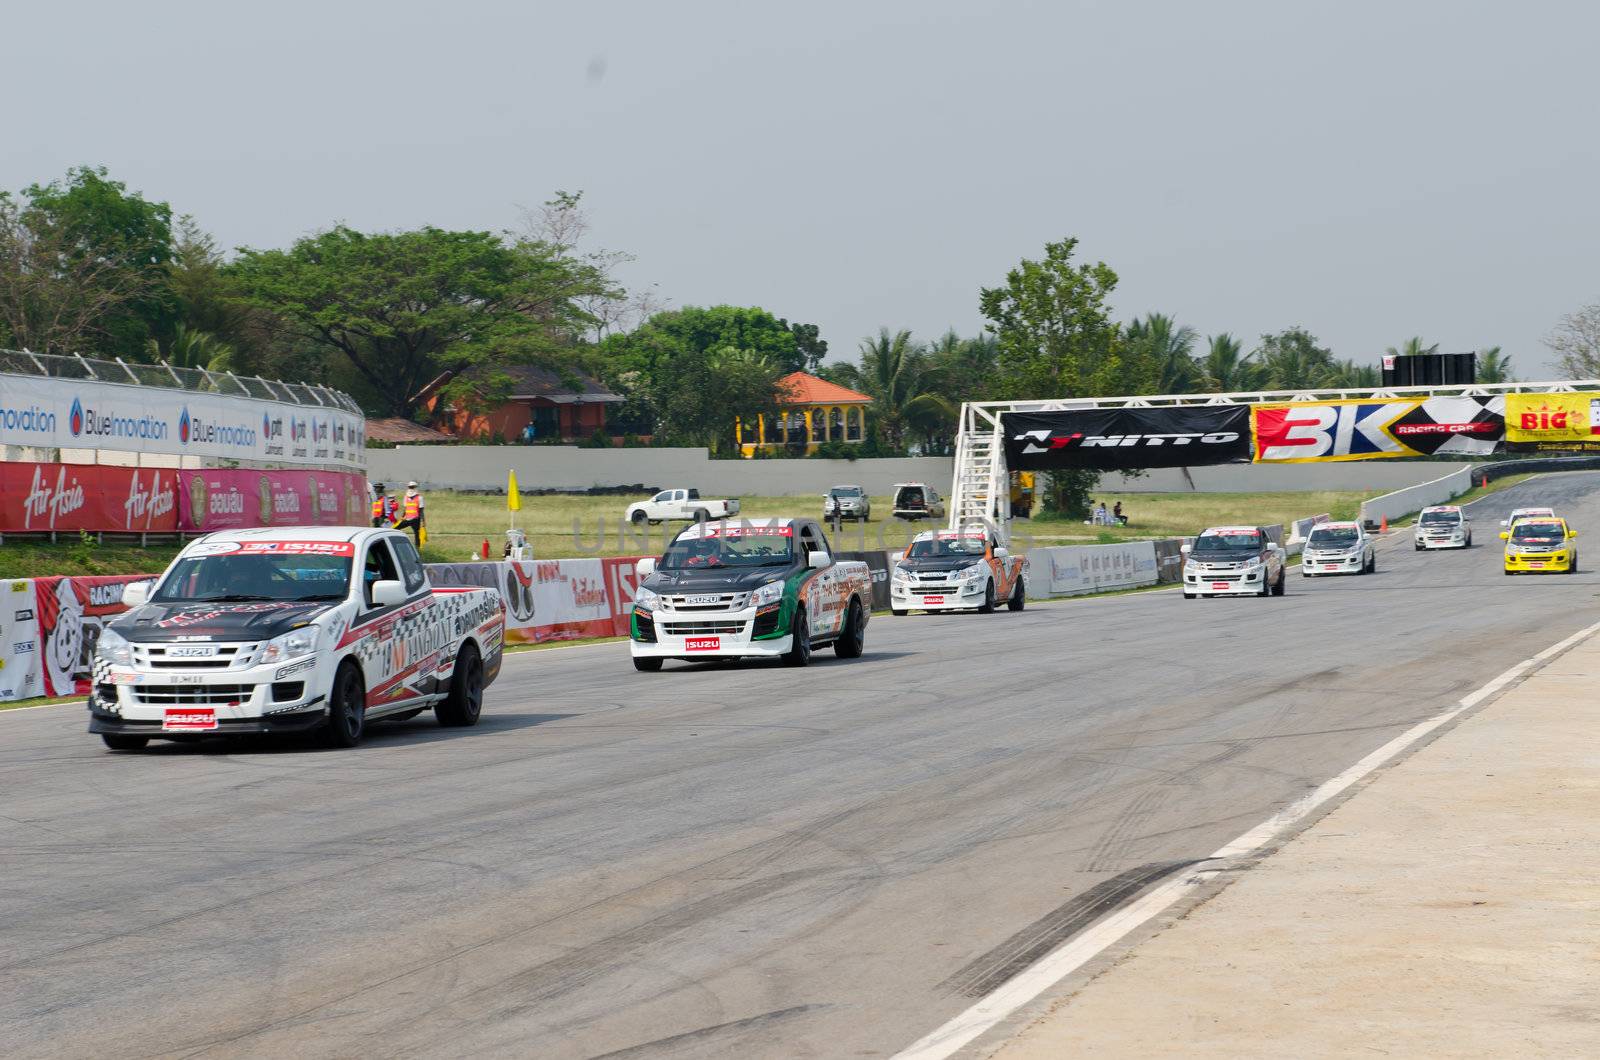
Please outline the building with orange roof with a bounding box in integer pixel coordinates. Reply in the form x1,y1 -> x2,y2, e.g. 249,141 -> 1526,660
737,371 -> 873,457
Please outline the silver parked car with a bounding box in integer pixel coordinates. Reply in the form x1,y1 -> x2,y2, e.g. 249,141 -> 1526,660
823,484 -> 871,522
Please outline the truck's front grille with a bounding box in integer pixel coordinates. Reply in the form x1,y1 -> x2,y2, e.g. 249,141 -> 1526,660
660,593 -> 750,612
133,684 -> 255,706
133,643 -> 262,670
662,621 -> 747,636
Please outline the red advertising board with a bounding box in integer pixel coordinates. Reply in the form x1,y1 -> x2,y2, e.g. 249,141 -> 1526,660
178,468 -> 368,532
33,574 -> 157,696
0,463 -> 179,534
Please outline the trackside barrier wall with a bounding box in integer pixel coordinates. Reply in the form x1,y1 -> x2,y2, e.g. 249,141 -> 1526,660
425,558 -> 645,645
1285,513 -> 1333,555
0,573 -> 156,702
1357,467 -> 1473,527
1033,541 -> 1159,597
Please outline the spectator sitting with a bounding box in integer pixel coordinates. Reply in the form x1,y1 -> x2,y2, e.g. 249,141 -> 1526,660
1113,500 -> 1126,526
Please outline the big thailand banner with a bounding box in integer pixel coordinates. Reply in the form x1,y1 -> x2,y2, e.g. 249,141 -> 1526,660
0,372 -> 365,469
178,469 -> 369,532
1504,393 -> 1600,452
1251,396 -> 1504,463
1003,406 -> 1252,470
0,463 -> 179,534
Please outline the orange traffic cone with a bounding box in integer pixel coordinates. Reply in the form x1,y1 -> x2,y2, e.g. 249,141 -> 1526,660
1380,515 -> 1389,533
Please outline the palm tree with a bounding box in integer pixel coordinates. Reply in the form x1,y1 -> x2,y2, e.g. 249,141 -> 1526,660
1475,346 -> 1514,383
1384,337 -> 1439,359
146,324 -> 234,374
831,328 -> 946,451
1321,358 -> 1380,388
1255,327 -> 1336,389
1200,333 -> 1261,393
1125,313 -> 1201,393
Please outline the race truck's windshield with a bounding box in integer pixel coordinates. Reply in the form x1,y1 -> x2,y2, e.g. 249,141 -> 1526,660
908,535 -> 987,558
660,527 -> 794,569
1308,526 -> 1359,547
153,544 -> 354,603
1510,521 -> 1566,545
1420,511 -> 1461,526
1192,530 -> 1263,554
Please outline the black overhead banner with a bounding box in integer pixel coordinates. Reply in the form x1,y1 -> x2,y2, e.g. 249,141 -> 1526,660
1002,405 -> 1253,470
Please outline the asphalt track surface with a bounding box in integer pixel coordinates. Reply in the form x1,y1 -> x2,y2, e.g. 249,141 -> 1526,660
4,475 -> 1598,1059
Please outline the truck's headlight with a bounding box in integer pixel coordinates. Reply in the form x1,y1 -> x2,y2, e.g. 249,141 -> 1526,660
634,586 -> 660,610
752,580 -> 785,607
261,626 -> 318,665
96,628 -> 132,666
892,564 -> 911,581
962,563 -> 988,582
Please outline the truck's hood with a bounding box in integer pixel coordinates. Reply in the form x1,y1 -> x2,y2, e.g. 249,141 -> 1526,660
113,600 -> 336,642
645,566 -> 796,593
898,556 -> 983,574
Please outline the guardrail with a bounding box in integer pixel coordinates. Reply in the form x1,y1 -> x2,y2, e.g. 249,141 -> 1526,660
1358,467 -> 1473,527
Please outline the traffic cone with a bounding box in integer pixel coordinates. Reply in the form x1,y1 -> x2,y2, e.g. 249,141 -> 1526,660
1380,515 -> 1388,533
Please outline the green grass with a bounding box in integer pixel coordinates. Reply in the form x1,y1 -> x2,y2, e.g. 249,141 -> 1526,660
0,537 -> 185,580
1019,489 -> 1371,548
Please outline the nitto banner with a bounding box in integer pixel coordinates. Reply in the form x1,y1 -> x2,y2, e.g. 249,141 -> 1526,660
1002,406 -> 1251,470
0,372 -> 365,469
178,469 -> 369,532
0,463 -> 179,534
1251,396 -> 1504,463
1504,393 -> 1600,452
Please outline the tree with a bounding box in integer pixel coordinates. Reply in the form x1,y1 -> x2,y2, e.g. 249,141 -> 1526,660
602,305 -> 802,380
0,167 -> 174,357
779,319 -> 828,374
1545,303 -> 1600,379
1125,313 -> 1201,394
1475,346 -> 1514,383
1200,333 -> 1260,392
826,328 -> 951,452
1384,336 -> 1439,359
229,226 -> 608,417
1254,327 -> 1336,389
1322,358 -> 1380,388
979,237 -> 1135,517
649,345 -> 785,454
147,323 -> 233,374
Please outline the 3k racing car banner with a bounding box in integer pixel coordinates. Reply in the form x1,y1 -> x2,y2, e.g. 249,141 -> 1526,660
1503,393 -> 1600,452
1002,406 -> 1252,470
1251,396 -> 1504,463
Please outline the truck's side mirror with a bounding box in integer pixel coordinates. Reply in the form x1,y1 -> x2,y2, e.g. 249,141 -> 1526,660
1180,543 -> 1192,555
1499,519 -> 1510,528
993,546 -> 1009,558
371,579 -> 408,607
121,581 -> 151,607
1499,531 -> 1510,540
808,550 -> 831,570
636,557 -> 657,577
1570,530 -> 1579,538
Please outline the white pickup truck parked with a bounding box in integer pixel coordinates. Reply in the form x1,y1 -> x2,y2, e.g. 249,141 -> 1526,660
625,488 -> 741,526
87,527 -> 505,751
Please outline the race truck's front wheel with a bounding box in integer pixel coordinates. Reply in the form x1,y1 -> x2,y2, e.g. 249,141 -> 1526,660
783,612 -> 811,667
1008,577 -> 1026,611
324,661 -> 367,748
835,600 -> 866,658
977,580 -> 996,614
101,734 -> 148,752
436,644 -> 484,727
633,656 -> 664,672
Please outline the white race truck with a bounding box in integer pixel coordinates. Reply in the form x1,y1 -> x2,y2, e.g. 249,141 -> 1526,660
87,527 -> 505,751
1181,525 -> 1287,598
891,525 -> 1027,614
625,488 -> 740,526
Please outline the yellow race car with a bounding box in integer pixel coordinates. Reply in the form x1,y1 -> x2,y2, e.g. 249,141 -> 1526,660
1501,516 -> 1578,574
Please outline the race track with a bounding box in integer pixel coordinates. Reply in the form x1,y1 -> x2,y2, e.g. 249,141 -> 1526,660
4,474 -> 1597,1059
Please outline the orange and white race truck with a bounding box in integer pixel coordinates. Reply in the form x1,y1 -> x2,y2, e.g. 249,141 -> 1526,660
890,524 -> 1027,615
87,527 -> 505,751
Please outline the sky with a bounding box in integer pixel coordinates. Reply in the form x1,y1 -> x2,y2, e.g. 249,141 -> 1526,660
6,0 -> 1599,381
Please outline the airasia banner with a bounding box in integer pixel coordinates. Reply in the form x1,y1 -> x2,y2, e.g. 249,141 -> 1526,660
0,371 -> 364,469
1003,406 -> 1251,470
1504,393 -> 1600,452
33,574 -> 156,697
427,557 -> 645,644
0,463 -> 179,534
1252,396 -> 1503,462
178,468 -> 369,532
0,579 -> 44,702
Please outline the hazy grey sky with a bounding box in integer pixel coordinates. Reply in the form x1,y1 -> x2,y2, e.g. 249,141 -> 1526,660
8,0 -> 1598,380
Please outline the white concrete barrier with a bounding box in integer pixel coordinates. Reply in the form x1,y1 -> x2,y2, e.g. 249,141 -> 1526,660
1357,467 -> 1473,526
1031,541 -> 1159,597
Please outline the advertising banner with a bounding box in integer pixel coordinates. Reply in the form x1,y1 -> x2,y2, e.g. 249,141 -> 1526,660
0,372 -> 365,469
1251,396 -> 1503,463
1003,406 -> 1252,470
427,557 -> 647,645
178,469 -> 369,532
33,574 -> 156,697
0,579 -> 43,702
1504,393 -> 1600,452
0,463 -> 179,534
838,550 -> 893,609
1036,541 -> 1158,596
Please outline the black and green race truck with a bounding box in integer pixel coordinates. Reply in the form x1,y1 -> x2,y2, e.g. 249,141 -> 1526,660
628,517 -> 872,671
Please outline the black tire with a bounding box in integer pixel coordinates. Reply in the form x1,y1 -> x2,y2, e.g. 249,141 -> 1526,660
435,643 -> 484,727
1183,591 -> 1195,599
835,600 -> 866,658
1258,571 -> 1270,597
631,509 -> 647,526
1415,543 -> 1423,551
1271,569 -> 1286,596
783,611 -> 811,667
324,661 -> 366,748
1504,568 -> 1513,576
633,656 -> 663,672
101,733 -> 148,751
1008,577 -> 1025,611
978,580 -> 996,614
1369,553 -> 1377,573
891,608 -> 908,617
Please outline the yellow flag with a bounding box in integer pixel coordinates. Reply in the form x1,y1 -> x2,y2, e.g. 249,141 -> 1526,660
419,524 -> 428,548
507,469 -> 521,511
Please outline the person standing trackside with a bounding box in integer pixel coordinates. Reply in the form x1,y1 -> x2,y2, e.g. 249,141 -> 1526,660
394,481 -> 426,546
370,483 -> 396,528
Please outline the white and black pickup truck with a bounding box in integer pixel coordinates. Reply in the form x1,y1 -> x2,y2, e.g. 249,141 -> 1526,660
87,527 -> 505,751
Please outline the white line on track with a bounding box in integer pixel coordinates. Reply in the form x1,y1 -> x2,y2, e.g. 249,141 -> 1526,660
891,614 -> 1600,1060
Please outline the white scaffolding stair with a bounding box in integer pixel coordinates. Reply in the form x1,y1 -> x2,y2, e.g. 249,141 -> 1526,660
948,405 -> 1009,539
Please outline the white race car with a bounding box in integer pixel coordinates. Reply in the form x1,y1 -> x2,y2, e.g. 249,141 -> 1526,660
1499,506 -> 1555,530
1182,526 -> 1287,598
1414,505 -> 1472,550
1303,521 -> 1377,575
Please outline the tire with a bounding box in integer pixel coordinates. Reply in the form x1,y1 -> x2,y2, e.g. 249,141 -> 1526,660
783,611 -> 811,667
1183,591 -> 1195,599
1008,577 -> 1026,611
630,509 -> 647,526
1271,569 -> 1286,596
1415,543 -> 1423,551
1504,568 -> 1513,576
891,608 -> 908,617
977,580 -> 996,614
435,643 -> 484,727
1258,571 -> 1270,597
633,656 -> 663,672
835,600 -> 866,658
324,661 -> 366,748
1369,553 -> 1377,573
101,733 -> 148,751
